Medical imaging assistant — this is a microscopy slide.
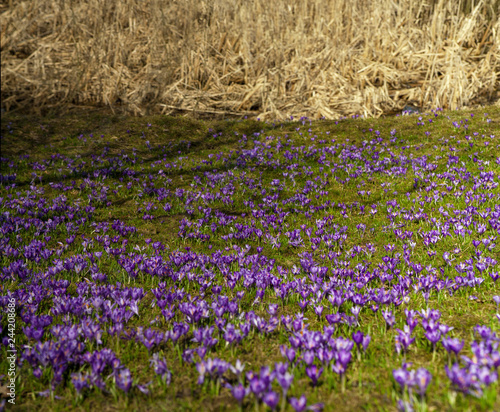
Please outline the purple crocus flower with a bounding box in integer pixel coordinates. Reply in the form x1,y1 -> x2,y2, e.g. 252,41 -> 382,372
289,335 -> 302,350
267,304 -> 279,316
331,358 -> 350,392
421,318 -> 440,332
307,403 -> 324,412
351,305 -> 361,320
280,345 -> 296,363
196,361 -> 207,384
263,390 -> 280,410
490,271 -> 499,282
303,350 -> 315,366
249,377 -> 267,398
136,381 -> 152,395
397,399 -> 414,412
414,368 -> 432,397
289,395 -> 307,412
259,366 -> 275,388
274,362 -> 288,376
493,295 -> 500,311
298,299 -> 309,312
438,323 -> 453,335
306,365 -> 323,386
445,363 -> 472,393
477,366 -> 498,386
115,368 -> 133,392
395,327 -> 415,355
276,371 -> 293,393
441,337 -> 464,356
424,329 -> 441,347
325,313 -> 342,325
352,330 -> 364,347
231,383 -> 248,405
32,367 -> 43,379
150,354 -> 171,385
229,359 -> 245,379
336,349 -> 352,367
382,309 -> 395,329
71,372 -> 89,393
393,366 -> 414,390
316,347 -> 333,365
361,334 -> 371,352
313,305 -> 324,318
405,309 -> 418,330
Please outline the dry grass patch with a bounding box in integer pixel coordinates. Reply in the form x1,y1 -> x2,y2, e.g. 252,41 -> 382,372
1,0 -> 499,119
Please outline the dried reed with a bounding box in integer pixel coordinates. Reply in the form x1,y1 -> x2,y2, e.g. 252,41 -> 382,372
1,0 -> 499,119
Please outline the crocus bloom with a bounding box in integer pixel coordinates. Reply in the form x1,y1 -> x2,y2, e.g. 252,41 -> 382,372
361,335 -> 371,352
445,363 -> 472,393
276,371 -> 293,392
229,359 -> 245,377
382,310 -> 395,328
150,354 -> 171,385
352,330 -> 364,347
274,362 -> 288,376
115,368 -> 133,392
414,368 -> 432,396
393,366 -> 414,390
289,395 -> 307,412
493,295 -> 500,310
231,383 -> 248,405
249,377 -> 266,398
281,346 -> 296,363
71,372 -> 89,393
306,365 -> 323,386
425,330 -> 441,346
336,349 -> 352,367
303,350 -> 315,366
441,337 -> 464,356
267,304 -> 279,316
263,391 -> 280,410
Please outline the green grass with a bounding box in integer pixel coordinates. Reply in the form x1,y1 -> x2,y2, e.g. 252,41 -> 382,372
1,105 -> 499,411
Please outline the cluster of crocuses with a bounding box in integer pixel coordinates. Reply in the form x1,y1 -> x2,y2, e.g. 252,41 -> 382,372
195,357 -> 324,411
392,308 -> 456,358
393,323 -> 499,411
445,325 -> 500,396
0,110 -> 499,410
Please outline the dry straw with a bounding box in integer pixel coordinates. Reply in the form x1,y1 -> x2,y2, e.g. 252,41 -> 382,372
1,0 -> 499,119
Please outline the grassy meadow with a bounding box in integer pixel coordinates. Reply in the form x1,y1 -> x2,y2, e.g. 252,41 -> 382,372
0,105 -> 499,411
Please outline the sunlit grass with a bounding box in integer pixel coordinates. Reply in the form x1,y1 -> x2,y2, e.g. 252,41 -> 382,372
0,106 -> 499,411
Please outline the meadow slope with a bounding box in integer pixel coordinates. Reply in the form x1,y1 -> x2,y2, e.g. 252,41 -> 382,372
0,106 -> 499,411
